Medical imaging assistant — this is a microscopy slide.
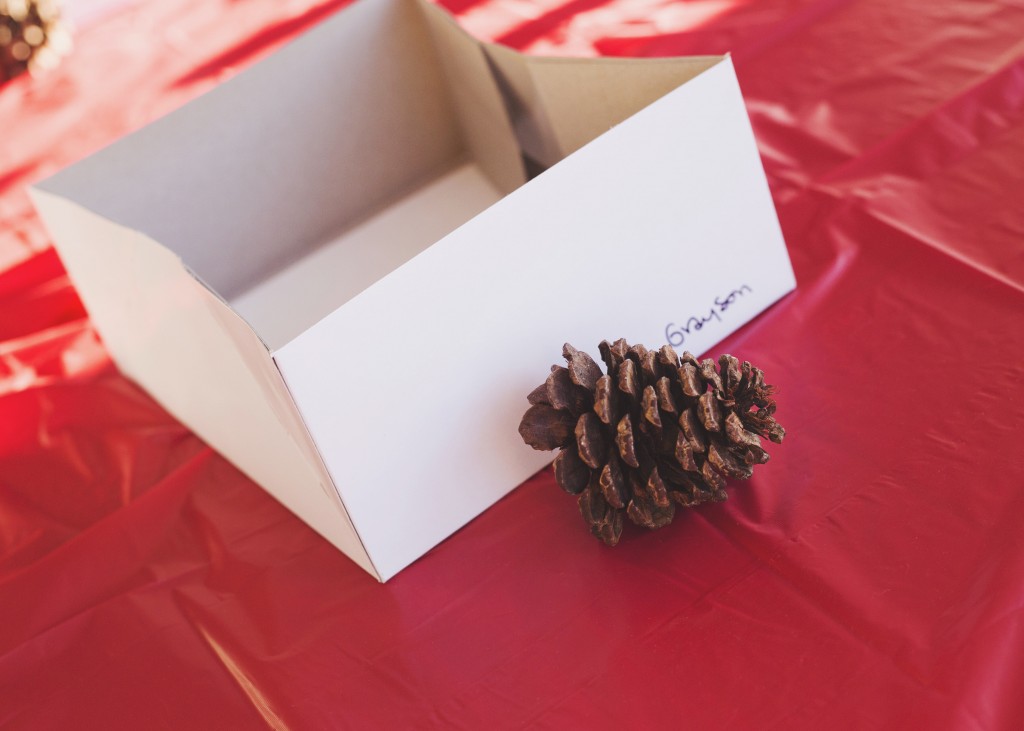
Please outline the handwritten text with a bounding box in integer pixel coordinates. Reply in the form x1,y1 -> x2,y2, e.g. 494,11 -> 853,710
664,285 -> 753,348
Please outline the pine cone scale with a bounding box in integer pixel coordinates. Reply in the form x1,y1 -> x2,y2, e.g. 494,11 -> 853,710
518,404 -> 574,451
575,412 -> 606,469
599,458 -> 626,508
563,344 -> 602,390
618,359 -> 639,399
615,415 -> 640,468
679,410 -> 707,453
546,367 -> 586,413
642,386 -> 662,429
698,392 -> 723,432
593,376 -> 615,424
655,377 -> 676,413
675,435 -> 697,472
527,383 -> 550,406
553,449 -> 589,494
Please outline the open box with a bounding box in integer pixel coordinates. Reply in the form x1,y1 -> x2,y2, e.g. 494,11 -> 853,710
30,0 -> 795,580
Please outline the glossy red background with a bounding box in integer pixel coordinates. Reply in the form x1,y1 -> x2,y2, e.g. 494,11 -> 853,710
2,0 -> 1024,727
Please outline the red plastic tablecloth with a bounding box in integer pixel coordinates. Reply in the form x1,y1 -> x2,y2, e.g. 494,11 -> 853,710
2,0 -> 1024,727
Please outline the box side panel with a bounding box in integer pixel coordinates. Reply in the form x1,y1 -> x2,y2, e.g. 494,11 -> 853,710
482,42 -> 564,171
524,55 -> 725,161
484,47 -> 723,167
30,189 -> 379,580
275,57 -> 795,581
34,0 -> 462,302
419,0 -> 525,195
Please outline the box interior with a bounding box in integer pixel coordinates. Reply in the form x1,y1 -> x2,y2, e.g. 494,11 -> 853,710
230,161 -> 503,349
39,0 -> 721,352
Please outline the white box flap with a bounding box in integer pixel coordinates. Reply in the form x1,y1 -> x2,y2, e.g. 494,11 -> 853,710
29,189 -> 379,577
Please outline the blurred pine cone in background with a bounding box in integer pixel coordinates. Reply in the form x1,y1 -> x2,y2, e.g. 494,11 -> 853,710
1,0 -> 71,83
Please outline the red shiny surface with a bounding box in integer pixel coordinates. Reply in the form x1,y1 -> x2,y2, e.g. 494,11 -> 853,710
2,0 -> 1024,727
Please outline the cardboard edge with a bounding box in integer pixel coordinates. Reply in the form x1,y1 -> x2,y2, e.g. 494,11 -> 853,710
712,56 -> 798,295
268,355 -> 384,581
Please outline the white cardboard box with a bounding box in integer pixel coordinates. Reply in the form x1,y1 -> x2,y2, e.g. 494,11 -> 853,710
30,0 -> 795,581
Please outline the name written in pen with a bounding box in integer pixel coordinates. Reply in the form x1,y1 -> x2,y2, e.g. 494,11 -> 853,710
664,285 -> 753,348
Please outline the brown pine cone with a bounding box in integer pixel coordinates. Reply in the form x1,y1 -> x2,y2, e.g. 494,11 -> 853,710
519,340 -> 785,546
1,0 -> 71,83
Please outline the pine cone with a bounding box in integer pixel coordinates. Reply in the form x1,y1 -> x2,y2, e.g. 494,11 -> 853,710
519,340 -> 785,546
1,0 -> 71,83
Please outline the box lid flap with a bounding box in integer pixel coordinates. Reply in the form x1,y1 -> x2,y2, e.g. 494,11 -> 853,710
29,188 -> 380,579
